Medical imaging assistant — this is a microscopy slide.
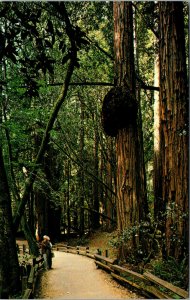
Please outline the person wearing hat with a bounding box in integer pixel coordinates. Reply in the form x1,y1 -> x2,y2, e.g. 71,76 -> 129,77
41,235 -> 52,270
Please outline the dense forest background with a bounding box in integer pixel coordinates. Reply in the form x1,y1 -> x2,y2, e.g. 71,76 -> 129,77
0,1 -> 188,297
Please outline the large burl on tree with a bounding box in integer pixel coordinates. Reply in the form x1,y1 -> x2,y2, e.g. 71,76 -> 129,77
101,86 -> 138,137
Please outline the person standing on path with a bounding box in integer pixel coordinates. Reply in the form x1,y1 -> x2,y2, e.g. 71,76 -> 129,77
41,235 -> 52,270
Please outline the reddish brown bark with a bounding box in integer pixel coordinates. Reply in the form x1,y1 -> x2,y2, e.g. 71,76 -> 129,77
113,2 -> 147,260
159,2 -> 188,259
104,138 -> 116,231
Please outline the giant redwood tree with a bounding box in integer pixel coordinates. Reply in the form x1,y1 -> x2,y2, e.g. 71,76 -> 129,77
158,2 -> 188,260
102,2 -> 148,261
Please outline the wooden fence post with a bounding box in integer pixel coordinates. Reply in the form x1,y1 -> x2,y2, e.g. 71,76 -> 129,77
97,249 -> 101,255
105,249 -> 108,257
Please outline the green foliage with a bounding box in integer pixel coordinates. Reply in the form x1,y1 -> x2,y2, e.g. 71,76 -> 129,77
152,256 -> 188,290
109,218 -> 160,264
18,252 -> 33,267
1,0 -> 188,266
63,235 -> 90,247
109,201 -> 189,272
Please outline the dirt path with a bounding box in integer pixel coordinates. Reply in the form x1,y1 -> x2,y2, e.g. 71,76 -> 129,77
34,251 -> 142,299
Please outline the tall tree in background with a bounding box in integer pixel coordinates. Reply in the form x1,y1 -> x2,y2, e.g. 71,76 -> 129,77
92,106 -> 100,229
153,2 -> 162,230
158,2 -> 188,260
153,53 -> 162,220
78,95 -> 85,235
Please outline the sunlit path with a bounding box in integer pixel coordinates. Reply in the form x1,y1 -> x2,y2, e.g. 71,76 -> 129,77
35,251 -> 140,299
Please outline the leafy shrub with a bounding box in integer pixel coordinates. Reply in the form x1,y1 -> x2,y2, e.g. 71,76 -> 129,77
109,220 -> 160,264
76,236 -> 89,246
152,256 -> 188,290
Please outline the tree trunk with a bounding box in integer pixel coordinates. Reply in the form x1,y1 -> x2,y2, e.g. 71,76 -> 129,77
2,58 -> 39,254
35,189 -> 49,241
13,57 -> 76,232
104,138 -> 116,231
92,109 -> 100,229
114,1 -> 146,259
79,96 -> 85,235
43,144 -> 62,242
0,60 -> 20,296
113,2 -> 140,261
21,215 -> 39,256
133,5 -> 149,222
153,53 -> 163,223
159,2 -> 188,260
66,160 -> 71,236
0,145 -> 20,297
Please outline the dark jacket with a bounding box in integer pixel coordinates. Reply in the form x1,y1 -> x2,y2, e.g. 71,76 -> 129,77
41,240 -> 51,254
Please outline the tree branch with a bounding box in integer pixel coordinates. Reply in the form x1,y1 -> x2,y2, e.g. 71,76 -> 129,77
136,74 -> 159,91
86,36 -> 114,61
132,3 -> 159,39
2,79 -> 159,92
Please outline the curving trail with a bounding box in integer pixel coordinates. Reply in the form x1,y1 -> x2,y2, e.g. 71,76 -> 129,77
34,251 -> 142,299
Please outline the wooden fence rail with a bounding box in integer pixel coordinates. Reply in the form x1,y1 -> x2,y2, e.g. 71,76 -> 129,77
54,243 -> 189,299
17,244 -> 29,254
17,242 -> 188,299
94,254 -> 189,299
21,257 -> 44,299
53,243 -> 96,258
17,244 -> 44,299
143,271 -> 188,299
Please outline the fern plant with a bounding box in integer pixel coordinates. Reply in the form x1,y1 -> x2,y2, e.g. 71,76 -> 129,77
152,256 -> 188,290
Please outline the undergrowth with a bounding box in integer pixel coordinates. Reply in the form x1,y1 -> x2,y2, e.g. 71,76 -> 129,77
151,256 -> 189,290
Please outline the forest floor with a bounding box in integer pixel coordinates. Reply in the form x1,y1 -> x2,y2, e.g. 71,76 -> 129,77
66,229 -> 119,258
